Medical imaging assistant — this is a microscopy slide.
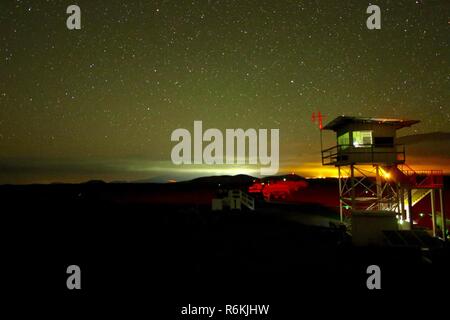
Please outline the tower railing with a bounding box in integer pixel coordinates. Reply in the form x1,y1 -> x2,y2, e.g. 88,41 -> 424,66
321,144 -> 406,166
401,169 -> 443,189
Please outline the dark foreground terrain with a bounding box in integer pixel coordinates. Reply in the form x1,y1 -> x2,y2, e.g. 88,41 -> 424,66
2,182 -> 450,317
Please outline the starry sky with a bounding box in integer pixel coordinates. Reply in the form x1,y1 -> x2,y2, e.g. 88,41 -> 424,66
0,0 -> 449,184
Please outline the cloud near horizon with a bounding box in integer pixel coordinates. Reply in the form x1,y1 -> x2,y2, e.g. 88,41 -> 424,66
0,132 -> 449,184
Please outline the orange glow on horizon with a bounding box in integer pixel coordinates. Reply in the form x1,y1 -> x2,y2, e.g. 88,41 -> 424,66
285,163 -> 339,178
286,157 -> 450,179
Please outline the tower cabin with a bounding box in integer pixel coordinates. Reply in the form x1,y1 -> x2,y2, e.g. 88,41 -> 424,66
321,116 -> 419,166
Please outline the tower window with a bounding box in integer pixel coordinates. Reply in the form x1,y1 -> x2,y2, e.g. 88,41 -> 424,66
337,132 -> 350,149
374,137 -> 394,147
352,131 -> 372,147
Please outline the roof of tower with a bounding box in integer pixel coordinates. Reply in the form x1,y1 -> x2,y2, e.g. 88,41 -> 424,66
323,116 -> 420,131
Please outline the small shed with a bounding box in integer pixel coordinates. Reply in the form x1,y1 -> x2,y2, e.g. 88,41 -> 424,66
352,210 -> 398,246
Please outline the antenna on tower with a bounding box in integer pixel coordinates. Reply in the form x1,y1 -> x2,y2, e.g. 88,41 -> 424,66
312,111 -> 326,151
311,111 -> 326,130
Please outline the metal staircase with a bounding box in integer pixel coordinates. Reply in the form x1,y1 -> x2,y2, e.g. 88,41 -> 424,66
410,188 -> 432,207
382,164 -> 443,209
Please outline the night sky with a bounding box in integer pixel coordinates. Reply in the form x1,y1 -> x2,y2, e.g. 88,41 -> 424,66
0,0 -> 449,183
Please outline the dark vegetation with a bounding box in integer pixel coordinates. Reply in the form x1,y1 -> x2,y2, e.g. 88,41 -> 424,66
2,177 -> 450,315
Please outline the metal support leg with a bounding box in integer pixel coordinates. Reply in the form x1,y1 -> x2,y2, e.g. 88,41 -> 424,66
431,189 -> 436,237
350,165 -> 355,211
439,189 -> 446,241
338,167 -> 343,222
399,187 -> 405,220
376,166 -> 382,210
407,188 -> 413,229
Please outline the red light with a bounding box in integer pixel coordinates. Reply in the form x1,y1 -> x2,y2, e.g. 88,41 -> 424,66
312,111 -> 326,130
